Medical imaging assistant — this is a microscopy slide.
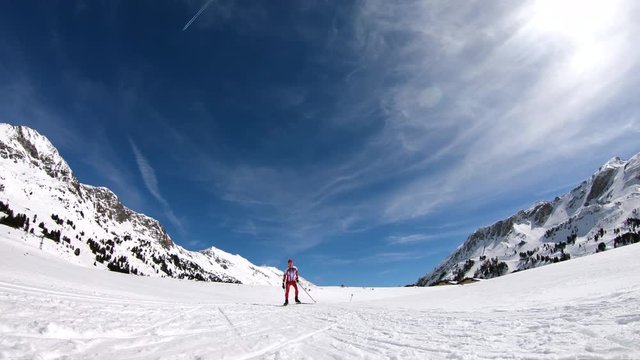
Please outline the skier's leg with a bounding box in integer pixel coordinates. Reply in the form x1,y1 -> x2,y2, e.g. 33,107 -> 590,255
293,282 -> 300,302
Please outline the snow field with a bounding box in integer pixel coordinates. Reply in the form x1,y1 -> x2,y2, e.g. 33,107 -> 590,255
1,230 -> 640,359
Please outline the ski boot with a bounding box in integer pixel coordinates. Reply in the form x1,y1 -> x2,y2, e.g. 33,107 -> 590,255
295,297 -> 301,304
283,300 -> 288,306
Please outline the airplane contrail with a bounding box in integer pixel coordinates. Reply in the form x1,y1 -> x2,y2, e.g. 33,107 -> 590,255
182,0 -> 215,31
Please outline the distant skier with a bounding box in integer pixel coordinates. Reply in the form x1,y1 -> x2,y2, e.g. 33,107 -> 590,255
282,259 -> 301,305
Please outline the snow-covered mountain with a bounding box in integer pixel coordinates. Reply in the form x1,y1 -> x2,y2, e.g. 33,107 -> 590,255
416,154 -> 640,286
0,124 -> 299,286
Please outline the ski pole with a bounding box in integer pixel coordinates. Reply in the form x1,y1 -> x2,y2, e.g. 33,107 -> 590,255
299,282 -> 317,303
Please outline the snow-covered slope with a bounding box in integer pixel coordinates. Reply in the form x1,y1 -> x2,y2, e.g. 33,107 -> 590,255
0,123 -> 296,286
1,227 -> 639,359
417,154 -> 640,286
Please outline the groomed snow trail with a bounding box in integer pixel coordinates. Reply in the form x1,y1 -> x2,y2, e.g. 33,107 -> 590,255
1,231 -> 640,359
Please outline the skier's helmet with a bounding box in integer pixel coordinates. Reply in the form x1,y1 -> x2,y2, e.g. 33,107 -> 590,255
288,259 -> 293,264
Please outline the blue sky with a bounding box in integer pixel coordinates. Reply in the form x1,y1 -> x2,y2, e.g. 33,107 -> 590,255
1,1 -> 639,286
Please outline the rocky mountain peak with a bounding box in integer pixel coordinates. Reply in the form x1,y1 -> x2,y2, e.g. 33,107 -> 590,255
416,153 -> 640,286
0,124 -> 74,182
600,156 -> 625,171
0,123 -> 290,286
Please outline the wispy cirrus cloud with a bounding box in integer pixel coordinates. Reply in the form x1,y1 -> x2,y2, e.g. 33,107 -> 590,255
130,139 -> 186,235
339,0 -> 640,221
312,248 -> 447,268
386,228 -> 476,246
129,140 -> 166,206
386,234 -> 434,245
0,57 -> 146,212
170,0 -> 640,257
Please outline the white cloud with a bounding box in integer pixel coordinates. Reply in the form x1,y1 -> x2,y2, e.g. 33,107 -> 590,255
130,140 -> 165,206
130,139 -> 186,235
174,1 -> 640,254
312,251 -> 430,267
386,234 -> 432,245
347,0 -> 640,222
0,69 -> 148,212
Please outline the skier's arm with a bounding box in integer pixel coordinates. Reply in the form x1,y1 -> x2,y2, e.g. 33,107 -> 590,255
296,268 -> 299,282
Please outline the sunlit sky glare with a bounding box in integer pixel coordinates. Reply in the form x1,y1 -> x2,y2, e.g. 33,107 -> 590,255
1,1 -> 639,286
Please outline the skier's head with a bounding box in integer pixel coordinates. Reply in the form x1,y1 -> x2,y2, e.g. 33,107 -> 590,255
288,259 -> 293,265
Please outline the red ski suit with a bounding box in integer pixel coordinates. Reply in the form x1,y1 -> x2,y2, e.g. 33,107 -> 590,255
283,265 -> 299,300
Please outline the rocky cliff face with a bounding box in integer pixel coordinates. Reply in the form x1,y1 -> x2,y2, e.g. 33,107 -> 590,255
416,155 -> 640,286
0,124 -> 292,286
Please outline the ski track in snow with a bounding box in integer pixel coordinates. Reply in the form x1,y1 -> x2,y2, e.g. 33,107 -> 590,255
1,235 -> 640,359
2,285 -> 639,359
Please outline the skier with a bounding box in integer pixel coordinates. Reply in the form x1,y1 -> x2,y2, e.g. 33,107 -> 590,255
282,258 -> 301,305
